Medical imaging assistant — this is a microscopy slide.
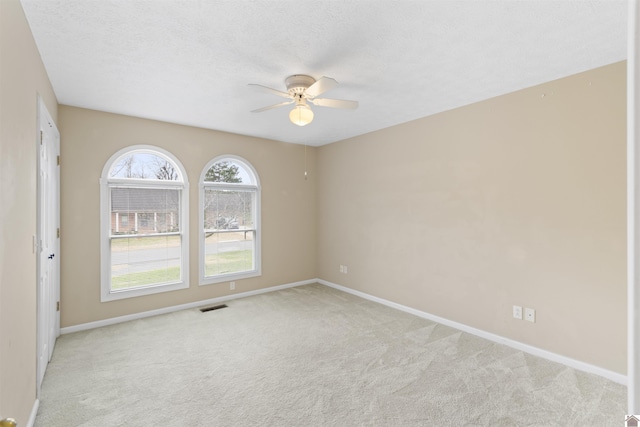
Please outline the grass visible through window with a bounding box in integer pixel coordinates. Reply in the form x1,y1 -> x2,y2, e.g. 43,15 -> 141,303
112,267 -> 180,290
205,250 -> 253,276
111,250 -> 253,291
111,235 -> 180,251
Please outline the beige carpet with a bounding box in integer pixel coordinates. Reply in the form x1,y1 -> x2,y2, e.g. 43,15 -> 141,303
35,283 -> 625,426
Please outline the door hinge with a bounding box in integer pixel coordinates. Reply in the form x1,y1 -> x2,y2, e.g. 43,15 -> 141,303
57,155 -> 60,166
57,228 -> 60,238
40,130 -> 43,144
56,301 -> 60,312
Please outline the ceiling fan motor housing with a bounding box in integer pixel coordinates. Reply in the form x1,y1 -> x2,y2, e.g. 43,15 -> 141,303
285,75 -> 316,96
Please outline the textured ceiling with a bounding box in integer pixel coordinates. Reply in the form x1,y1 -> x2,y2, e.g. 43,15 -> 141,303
21,0 -> 627,146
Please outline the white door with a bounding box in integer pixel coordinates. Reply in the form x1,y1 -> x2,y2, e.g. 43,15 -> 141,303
36,97 -> 60,391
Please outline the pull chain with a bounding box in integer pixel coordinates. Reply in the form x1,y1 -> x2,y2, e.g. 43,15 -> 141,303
304,144 -> 308,180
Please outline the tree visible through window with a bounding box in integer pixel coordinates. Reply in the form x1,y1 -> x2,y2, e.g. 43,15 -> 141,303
200,156 -> 260,284
101,146 -> 189,301
205,161 -> 242,183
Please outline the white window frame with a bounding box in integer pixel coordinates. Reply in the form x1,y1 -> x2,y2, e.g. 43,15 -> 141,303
199,155 -> 261,285
100,145 -> 189,302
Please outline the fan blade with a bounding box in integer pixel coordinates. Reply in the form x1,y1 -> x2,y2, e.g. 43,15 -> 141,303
251,100 -> 294,113
248,84 -> 291,99
310,98 -> 358,110
305,76 -> 338,98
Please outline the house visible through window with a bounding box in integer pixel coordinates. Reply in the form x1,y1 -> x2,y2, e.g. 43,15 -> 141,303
200,156 -> 260,284
101,146 -> 189,302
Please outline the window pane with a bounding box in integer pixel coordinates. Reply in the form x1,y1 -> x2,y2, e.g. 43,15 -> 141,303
203,188 -> 254,231
204,161 -> 253,184
109,152 -> 181,180
111,187 -> 180,234
199,157 -> 259,284
111,235 -> 181,290
204,231 -> 254,276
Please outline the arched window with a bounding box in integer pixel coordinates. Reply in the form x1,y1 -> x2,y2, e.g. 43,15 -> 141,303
199,156 -> 260,284
100,146 -> 189,301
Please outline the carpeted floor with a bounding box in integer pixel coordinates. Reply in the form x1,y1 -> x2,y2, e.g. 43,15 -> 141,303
35,283 -> 625,426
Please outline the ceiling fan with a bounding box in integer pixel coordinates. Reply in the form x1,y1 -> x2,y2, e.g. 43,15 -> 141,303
249,75 -> 358,126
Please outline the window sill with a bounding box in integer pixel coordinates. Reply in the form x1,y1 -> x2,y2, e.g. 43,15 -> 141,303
101,280 -> 189,302
199,270 -> 261,286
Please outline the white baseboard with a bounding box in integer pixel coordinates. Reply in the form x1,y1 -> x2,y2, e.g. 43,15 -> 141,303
26,398 -> 39,427
61,279 -> 315,335
317,279 -> 627,386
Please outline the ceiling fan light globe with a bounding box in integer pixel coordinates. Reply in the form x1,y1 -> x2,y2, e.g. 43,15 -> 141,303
289,104 -> 314,126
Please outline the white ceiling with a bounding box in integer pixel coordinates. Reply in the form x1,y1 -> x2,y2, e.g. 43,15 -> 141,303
21,0 -> 627,146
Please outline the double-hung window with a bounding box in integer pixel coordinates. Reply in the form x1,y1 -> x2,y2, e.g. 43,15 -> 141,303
200,156 -> 260,284
100,146 -> 189,301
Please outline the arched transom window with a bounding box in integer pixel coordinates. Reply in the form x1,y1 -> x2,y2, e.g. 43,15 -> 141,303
100,146 -> 189,301
199,156 -> 261,284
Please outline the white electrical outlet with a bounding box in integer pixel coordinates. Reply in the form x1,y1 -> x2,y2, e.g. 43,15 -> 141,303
339,265 -> 344,273
343,265 -> 348,274
513,305 -> 523,320
525,307 -> 535,322
230,281 -> 235,290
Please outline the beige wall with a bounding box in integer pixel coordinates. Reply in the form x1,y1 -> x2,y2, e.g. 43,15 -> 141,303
0,0 -> 59,423
58,106 -> 316,327
317,62 -> 626,374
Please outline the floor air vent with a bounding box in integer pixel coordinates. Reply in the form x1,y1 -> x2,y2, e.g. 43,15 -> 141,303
200,304 -> 228,313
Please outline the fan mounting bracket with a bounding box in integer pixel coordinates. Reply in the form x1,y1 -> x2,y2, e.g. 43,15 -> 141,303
285,75 -> 315,96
